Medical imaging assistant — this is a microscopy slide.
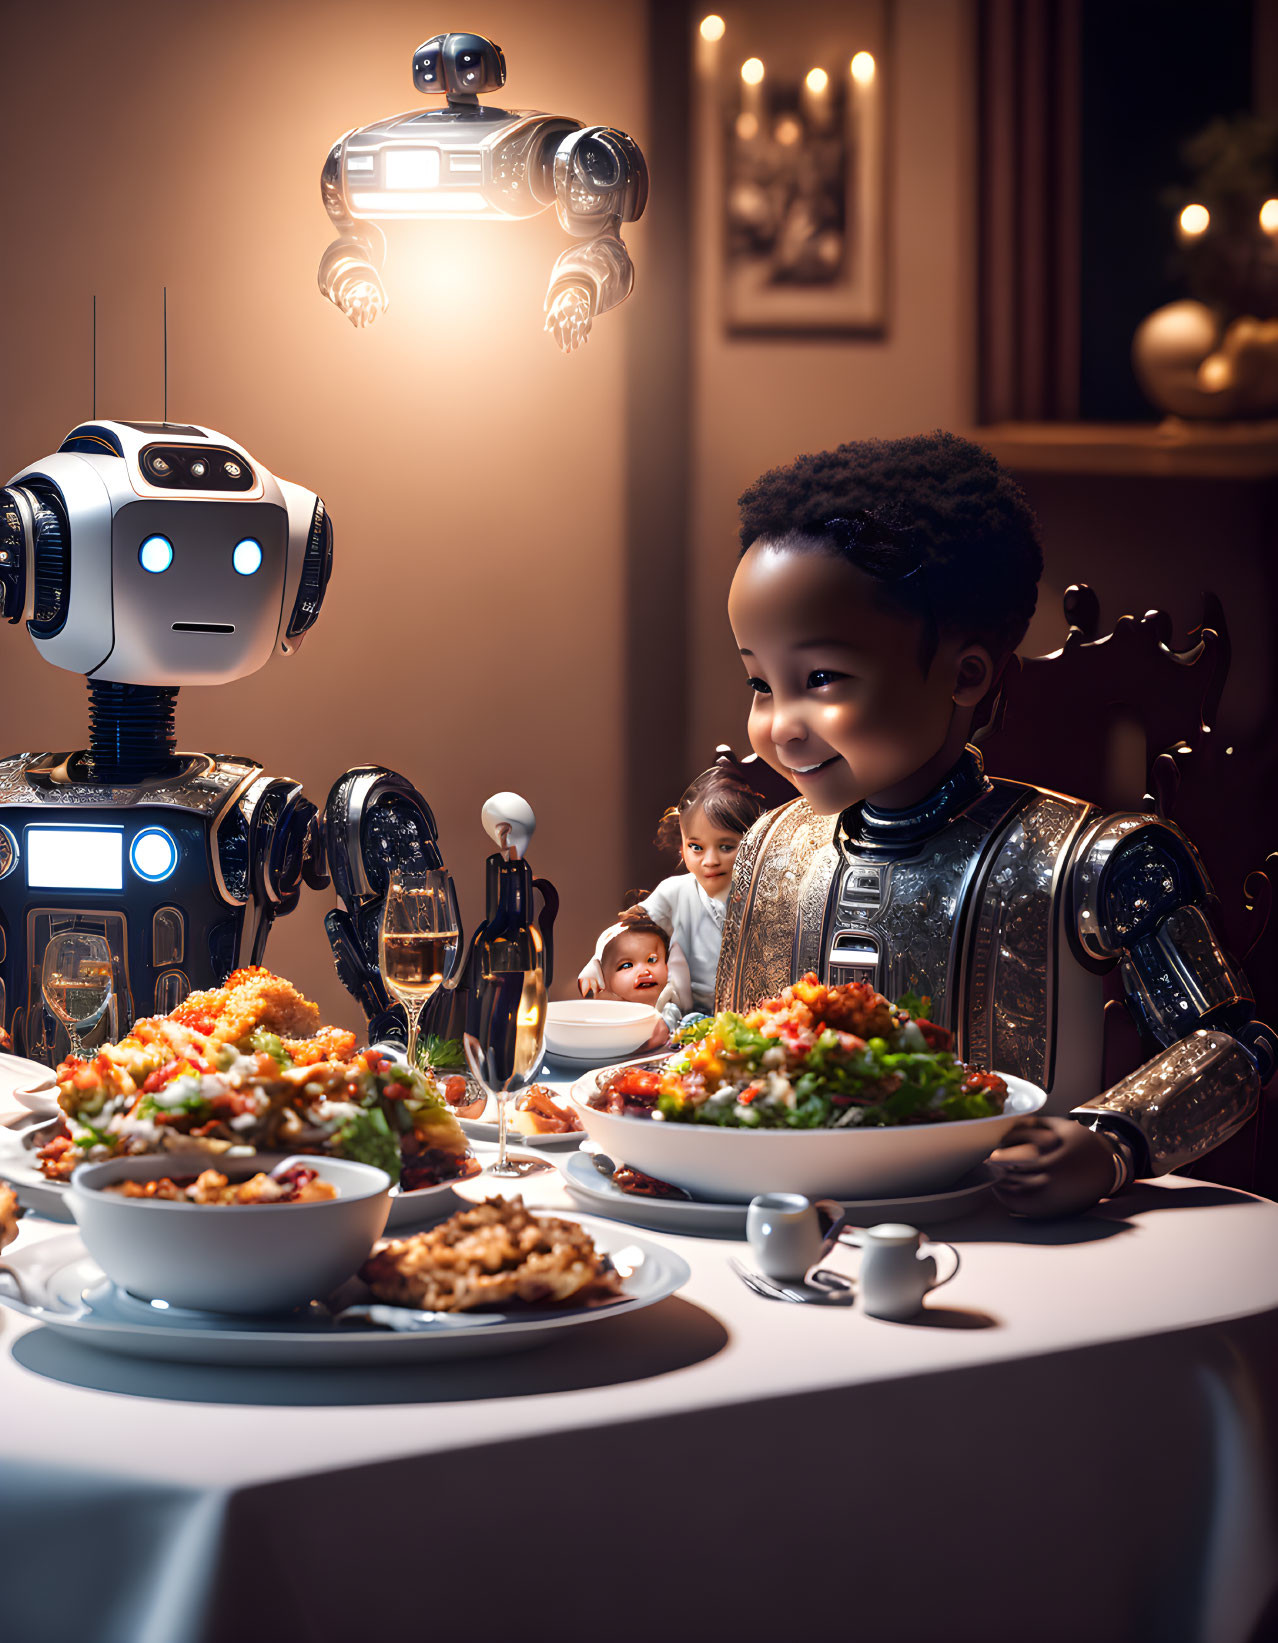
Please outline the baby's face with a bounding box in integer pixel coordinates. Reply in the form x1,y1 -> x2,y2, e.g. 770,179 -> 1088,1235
601,930 -> 668,1001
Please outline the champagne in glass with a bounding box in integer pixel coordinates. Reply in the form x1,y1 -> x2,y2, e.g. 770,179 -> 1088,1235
42,932 -> 114,1060
464,946 -> 552,1179
379,870 -> 461,1071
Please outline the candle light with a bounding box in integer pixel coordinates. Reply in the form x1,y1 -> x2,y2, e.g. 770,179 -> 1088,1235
699,14 -> 725,42
740,56 -> 765,121
1179,202 -> 1210,239
1260,198 -> 1278,234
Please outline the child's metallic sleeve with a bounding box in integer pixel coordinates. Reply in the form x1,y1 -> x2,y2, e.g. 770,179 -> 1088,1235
1069,814 -> 1276,1175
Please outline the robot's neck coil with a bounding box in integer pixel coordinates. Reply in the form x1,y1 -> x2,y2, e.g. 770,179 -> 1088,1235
85,681 -> 184,785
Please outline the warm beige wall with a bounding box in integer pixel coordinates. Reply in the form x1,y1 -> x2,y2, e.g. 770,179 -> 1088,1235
0,0 -> 646,1028
688,0 -> 977,762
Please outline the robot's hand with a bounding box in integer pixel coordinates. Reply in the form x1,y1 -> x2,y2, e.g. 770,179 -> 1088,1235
339,273 -> 387,330
318,240 -> 388,329
544,283 -> 594,352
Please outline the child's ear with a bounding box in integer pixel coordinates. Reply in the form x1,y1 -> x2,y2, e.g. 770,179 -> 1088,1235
952,644 -> 995,707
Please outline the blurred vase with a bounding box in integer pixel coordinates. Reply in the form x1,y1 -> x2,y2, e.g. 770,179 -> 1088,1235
1133,299 -> 1278,419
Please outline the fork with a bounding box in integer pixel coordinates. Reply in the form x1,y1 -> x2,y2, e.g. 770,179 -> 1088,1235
729,1257 -> 853,1305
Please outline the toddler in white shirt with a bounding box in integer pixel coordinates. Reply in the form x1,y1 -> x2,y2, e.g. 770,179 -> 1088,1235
579,767 -> 770,1015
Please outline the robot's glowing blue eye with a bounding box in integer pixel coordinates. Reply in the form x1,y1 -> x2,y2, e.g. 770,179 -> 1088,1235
131,827 -> 178,882
139,535 -> 174,574
233,538 -> 263,576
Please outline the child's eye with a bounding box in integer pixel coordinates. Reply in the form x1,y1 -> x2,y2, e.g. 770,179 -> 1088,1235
616,960 -> 632,970
687,843 -> 703,854
746,676 -> 772,695
806,669 -> 846,689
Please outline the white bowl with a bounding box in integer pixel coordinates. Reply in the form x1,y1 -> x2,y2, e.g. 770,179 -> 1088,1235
68,1153 -> 392,1313
570,1061 -> 1046,1203
545,1000 -> 658,1062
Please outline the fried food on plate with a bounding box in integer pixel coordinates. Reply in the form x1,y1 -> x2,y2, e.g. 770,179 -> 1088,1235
360,1195 -> 623,1312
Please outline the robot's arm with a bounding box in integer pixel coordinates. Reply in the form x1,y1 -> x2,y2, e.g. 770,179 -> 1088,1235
1069,816 -> 1276,1177
318,135 -> 389,329
544,127 -> 648,352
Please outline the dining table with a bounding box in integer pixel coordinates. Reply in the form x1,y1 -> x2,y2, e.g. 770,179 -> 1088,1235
2,1059 -> 1278,1643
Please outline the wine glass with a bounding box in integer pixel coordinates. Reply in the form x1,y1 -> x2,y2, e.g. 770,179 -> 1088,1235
379,869 -> 461,1072
42,932 -> 114,1059
464,958 -> 553,1179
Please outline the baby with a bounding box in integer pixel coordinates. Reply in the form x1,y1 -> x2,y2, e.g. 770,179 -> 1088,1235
581,767 -> 769,1016
596,913 -> 671,998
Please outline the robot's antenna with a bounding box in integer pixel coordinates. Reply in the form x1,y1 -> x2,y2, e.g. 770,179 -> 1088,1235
91,295 -> 97,419
162,286 -> 168,426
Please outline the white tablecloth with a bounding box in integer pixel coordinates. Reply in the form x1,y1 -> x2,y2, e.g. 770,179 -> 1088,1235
3,1083 -> 1278,1643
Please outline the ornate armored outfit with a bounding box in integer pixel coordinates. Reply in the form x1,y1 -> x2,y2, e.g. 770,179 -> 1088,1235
716,749 -> 1274,1179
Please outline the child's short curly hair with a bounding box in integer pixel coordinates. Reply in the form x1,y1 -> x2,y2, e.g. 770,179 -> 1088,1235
737,431 -> 1043,665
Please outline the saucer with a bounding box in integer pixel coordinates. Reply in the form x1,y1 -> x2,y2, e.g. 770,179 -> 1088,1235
560,1150 -> 996,1238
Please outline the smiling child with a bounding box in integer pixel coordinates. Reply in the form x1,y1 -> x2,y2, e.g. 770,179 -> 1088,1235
717,432 -> 1272,1216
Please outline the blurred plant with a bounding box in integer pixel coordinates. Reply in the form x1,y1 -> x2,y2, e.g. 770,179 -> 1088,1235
1164,113 -> 1278,320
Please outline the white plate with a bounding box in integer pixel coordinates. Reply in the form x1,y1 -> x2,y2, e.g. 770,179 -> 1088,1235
0,1052 -> 58,1117
0,1217 -> 691,1366
458,1105 -> 584,1150
559,1148 -> 995,1238
0,1118 -> 476,1231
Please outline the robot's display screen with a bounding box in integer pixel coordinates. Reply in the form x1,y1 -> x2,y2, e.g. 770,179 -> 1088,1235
26,827 -> 124,891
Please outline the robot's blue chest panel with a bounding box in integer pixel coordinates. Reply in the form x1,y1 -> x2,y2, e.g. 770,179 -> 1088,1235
0,754 -> 261,1056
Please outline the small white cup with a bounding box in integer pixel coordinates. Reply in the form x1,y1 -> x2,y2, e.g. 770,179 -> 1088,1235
846,1222 -> 961,1321
747,1192 -> 847,1282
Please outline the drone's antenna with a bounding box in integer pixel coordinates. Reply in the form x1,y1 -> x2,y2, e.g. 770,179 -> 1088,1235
92,295 -> 97,419
163,286 -> 168,425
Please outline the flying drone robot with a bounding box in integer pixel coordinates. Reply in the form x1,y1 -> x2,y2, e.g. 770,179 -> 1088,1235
318,30 -> 649,351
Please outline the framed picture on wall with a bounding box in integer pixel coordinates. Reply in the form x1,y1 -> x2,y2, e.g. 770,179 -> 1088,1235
696,0 -> 889,336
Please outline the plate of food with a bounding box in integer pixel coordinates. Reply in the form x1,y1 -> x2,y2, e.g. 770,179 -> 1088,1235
570,975 -> 1046,1202
456,1083 -> 586,1149
0,968 -> 481,1230
559,1148 -> 996,1236
0,1197 -> 691,1366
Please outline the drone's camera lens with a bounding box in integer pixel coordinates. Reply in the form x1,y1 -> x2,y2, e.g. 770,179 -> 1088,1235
190,460 -> 207,479
224,460 -> 242,479
148,454 -> 171,476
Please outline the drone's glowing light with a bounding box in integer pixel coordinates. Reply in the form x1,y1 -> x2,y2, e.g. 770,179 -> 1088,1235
700,14 -> 725,41
805,67 -> 829,94
384,148 -> 442,190
775,116 -> 802,146
351,190 -> 489,214
851,51 -> 876,83
1261,199 -> 1278,233
1180,203 -> 1209,236
139,535 -> 173,574
741,57 -> 765,86
736,112 -> 759,140
233,538 -> 263,576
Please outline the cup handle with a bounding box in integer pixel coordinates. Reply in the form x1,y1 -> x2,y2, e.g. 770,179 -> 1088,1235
919,1240 -> 960,1290
813,1199 -> 849,1259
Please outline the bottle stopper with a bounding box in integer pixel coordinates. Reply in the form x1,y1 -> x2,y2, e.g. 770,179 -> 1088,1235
481,792 -> 536,861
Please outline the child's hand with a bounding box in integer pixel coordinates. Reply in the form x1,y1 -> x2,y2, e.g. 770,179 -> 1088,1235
988,1117 -> 1119,1218
578,975 -> 602,999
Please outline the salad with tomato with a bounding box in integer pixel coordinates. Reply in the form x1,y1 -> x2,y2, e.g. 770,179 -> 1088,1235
592,974 -> 1007,1131
36,967 -> 477,1191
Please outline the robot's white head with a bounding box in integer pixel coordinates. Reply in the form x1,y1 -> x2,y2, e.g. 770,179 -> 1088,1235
0,420 -> 331,686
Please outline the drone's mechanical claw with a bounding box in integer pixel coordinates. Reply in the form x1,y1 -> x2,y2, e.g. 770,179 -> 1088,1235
544,284 -> 594,354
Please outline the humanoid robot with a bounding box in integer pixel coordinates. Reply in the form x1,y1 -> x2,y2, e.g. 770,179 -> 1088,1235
0,418 -> 443,1062
716,747 -> 1278,1184
318,30 -> 649,351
